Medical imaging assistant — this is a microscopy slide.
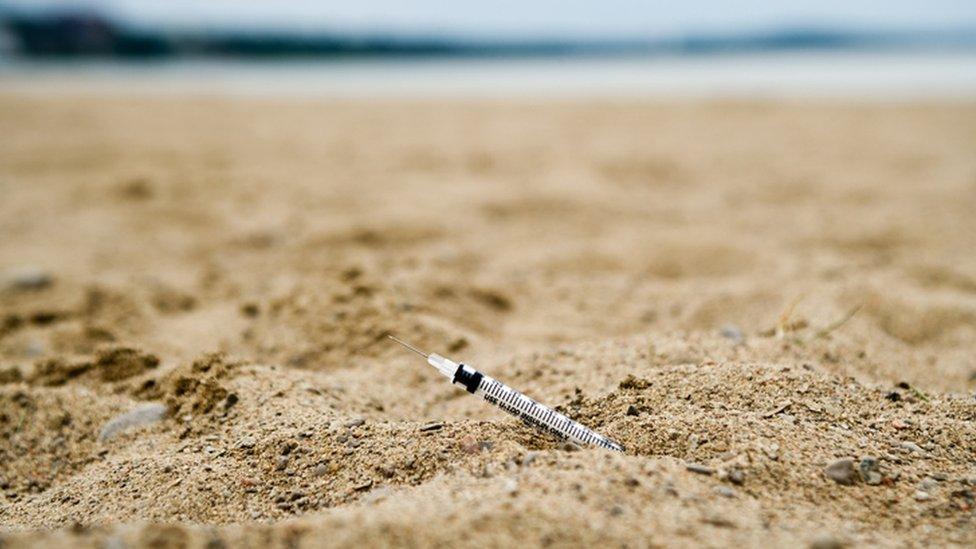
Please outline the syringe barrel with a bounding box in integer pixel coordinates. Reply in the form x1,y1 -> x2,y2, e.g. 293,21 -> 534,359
452,363 -> 624,452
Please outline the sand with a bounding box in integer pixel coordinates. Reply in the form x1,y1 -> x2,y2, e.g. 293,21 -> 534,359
0,95 -> 975,547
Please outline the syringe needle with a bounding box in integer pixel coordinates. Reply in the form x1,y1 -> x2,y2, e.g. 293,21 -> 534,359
387,335 -> 429,358
387,334 -> 625,452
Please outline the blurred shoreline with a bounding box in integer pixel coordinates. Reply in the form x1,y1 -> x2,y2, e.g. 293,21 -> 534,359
2,51 -> 976,100
3,9 -> 974,59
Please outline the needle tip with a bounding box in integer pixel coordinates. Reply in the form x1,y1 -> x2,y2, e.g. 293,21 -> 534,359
387,334 -> 429,358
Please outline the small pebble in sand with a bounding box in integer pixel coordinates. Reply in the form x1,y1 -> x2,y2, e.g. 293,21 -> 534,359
685,463 -> 714,475
560,441 -> 582,452
459,435 -> 484,454
899,441 -> 924,453
345,418 -> 365,428
808,537 -> 846,549
275,456 -> 289,471
626,405 -> 639,416
858,457 -> 882,486
240,303 -> 260,317
914,491 -> 931,501
312,464 -> 329,477
419,422 -> 443,432
280,441 -> 297,455
824,458 -> 858,485
103,536 -> 128,549
223,393 -> 239,411
4,267 -> 53,292
725,468 -> 746,486
714,486 -> 736,498
918,478 -> 938,492
24,339 -> 46,358
238,436 -> 256,449
98,403 -> 167,442
720,325 -> 745,344
241,479 -> 258,493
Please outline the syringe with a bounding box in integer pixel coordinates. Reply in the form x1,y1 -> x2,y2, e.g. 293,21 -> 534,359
389,335 -> 624,452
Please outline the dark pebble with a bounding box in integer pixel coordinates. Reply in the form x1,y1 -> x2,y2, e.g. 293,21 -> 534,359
727,468 -> 745,485
685,463 -> 714,475
560,441 -> 581,452
280,441 -> 297,455
825,458 -> 858,485
809,537 -> 847,549
859,457 -> 882,485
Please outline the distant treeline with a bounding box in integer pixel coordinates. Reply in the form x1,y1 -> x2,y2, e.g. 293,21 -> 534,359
2,10 -> 975,59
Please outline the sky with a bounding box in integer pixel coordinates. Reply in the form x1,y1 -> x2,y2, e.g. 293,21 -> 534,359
5,1 -> 976,39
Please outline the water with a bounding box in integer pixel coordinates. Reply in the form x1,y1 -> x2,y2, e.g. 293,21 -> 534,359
2,51 -> 975,99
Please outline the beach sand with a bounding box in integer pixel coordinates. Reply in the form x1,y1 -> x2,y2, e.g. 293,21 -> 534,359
1,95 -> 975,547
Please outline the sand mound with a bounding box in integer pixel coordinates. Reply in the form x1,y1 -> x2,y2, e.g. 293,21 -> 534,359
2,340 -> 973,545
